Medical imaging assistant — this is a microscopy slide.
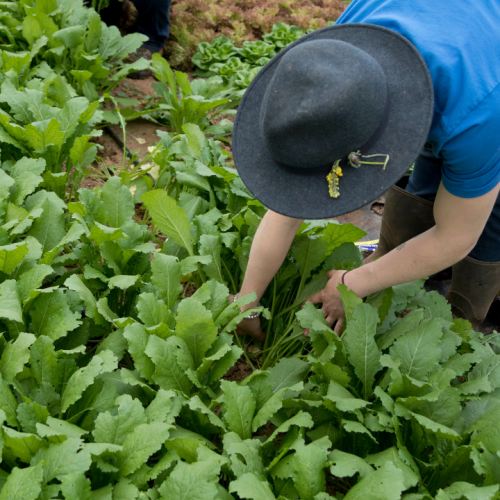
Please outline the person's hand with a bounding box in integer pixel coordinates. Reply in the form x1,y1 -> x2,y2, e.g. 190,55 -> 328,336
228,294 -> 266,342
303,269 -> 348,335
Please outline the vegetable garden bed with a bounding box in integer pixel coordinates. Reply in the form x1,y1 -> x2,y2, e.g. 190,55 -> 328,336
0,2 -> 499,499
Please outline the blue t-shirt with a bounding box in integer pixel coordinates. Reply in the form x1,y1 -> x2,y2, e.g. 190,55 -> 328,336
336,0 -> 500,198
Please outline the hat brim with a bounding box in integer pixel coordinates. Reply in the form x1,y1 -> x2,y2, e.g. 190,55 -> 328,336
233,24 -> 434,219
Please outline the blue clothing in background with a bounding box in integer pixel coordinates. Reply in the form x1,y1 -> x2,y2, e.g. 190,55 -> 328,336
336,0 -> 500,199
131,0 -> 171,52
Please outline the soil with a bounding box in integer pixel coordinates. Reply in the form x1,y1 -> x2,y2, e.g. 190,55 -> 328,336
182,282 -> 197,298
370,194 -> 385,216
253,422 -> 276,438
370,201 -> 384,216
222,357 -> 253,382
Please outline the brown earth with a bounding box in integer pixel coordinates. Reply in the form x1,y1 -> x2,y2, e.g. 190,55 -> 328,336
223,357 -> 253,382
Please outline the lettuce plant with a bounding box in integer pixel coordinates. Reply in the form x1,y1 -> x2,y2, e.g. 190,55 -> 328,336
191,35 -> 238,71
209,57 -> 252,82
236,40 -> 277,64
263,22 -> 305,49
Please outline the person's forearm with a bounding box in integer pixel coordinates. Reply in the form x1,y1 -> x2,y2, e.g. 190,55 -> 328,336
347,226 -> 475,298
239,210 -> 303,309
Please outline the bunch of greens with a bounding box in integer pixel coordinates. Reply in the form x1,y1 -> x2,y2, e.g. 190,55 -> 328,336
0,77 -> 100,201
0,0 -> 150,103
263,23 -> 305,49
140,124 -> 370,368
191,35 -> 238,71
236,41 -> 277,66
1,238 -> 499,499
150,54 -> 238,135
191,23 -> 306,91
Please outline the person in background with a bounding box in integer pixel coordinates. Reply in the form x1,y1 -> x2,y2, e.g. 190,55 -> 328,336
99,0 -> 172,79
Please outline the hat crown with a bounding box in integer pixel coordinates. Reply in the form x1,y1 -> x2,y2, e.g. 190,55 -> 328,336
259,39 -> 388,169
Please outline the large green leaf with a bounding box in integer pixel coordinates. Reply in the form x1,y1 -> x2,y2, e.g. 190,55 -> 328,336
0,280 -> 22,324
9,157 -> 45,205
0,374 -> 18,427
93,394 -> 147,446
60,473 -> 91,500
53,25 -> 86,49
65,275 -> 106,326
30,335 -> 58,387
376,309 -> 425,351
365,447 -> 419,490
159,457 -> 221,500
117,422 -> 170,477
228,472 -> 275,500
101,177 -> 135,228
123,323 -> 155,383
324,381 -> 369,412
0,242 -> 29,275
151,253 -> 183,311
137,293 -> 175,329
267,357 -> 310,394
27,194 -> 65,254
344,303 -> 382,399
289,437 -> 330,500
220,380 -> 256,440
0,332 -> 36,383
175,297 -> 217,368
321,222 -> 367,253
60,350 -> 117,413
31,438 -> 92,484
30,289 -> 81,341
199,234 -> 224,283
329,450 -> 374,479
24,118 -> 65,152
142,190 -> 193,254
442,482 -> 499,500
291,234 -> 328,284
0,464 -> 43,500
344,462 -> 405,500
145,335 -> 192,394
390,318 -> 443,381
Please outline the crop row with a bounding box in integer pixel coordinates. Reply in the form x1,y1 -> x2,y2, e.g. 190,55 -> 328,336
0,2 -> 498,500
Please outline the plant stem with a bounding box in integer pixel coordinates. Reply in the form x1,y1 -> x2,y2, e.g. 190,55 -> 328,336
233,333 -> 255,371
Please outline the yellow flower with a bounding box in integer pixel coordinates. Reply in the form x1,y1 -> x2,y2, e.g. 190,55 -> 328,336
333,166 -> 343,177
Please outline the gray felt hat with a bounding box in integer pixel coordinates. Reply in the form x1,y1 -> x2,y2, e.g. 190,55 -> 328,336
233,24 -> 434,219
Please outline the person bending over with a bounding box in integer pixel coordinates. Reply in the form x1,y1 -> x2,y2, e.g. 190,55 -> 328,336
231,0 -> 500,340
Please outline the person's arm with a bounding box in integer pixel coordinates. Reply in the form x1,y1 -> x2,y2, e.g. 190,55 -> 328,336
307,181 -> 500,333
234,210 -> 303,339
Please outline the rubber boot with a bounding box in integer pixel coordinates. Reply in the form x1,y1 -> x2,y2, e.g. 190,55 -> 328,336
365,185 -> 500,327
364,185 -> 435,263
446,257 -> 500,328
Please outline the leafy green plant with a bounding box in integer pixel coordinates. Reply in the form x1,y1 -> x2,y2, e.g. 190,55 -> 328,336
140,124 -> 371,368
0,79 -> 100,201
151,54 -> 238,135
236,40 -> 277,65
263,22 -> 305,48
191,35 -> 238,71
209,57 -> 252,82
0,0 -> 150,103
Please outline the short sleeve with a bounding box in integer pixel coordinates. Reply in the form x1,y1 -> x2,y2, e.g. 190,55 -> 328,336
440,83 -> 500,198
